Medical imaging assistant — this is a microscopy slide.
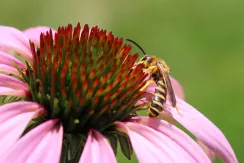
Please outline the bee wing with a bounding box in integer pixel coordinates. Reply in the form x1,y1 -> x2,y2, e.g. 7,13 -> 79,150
156,61 -> 177,107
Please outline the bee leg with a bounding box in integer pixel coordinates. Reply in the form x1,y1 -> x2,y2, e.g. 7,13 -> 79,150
144,66 -> 158,73
174,106 -> 182,116
134,101 -> 150,110
140,80 -> 155,91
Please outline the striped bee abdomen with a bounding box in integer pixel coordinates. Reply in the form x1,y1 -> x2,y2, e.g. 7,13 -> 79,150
149,80 -> 167,117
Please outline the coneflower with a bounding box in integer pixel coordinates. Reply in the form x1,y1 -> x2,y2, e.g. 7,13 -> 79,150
0,23 -> 237,163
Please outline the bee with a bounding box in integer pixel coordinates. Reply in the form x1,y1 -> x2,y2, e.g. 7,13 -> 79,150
126,39 -> 179,117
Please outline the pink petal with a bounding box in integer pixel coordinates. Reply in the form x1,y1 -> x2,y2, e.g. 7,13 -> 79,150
79,130 -> 117,163
144,82 -> 156,95
1,119 -> 63,163
79,130 -> 97,163
117,122 -> 203,163
0,64 -> 20,76
165,98 -> 238,163
116,122 -> 163,163
0,74 -> 28,90
197,140 -> 215,162
128,122 -> 194,162
0,102 -> 40,124
142,76 -> 184,99
23,26 -> 56,46
0,26 -> 32,61
0,51 -> 25,68
134,116 -> 211,163
0,87 -> 28,97
26,121 -> 63,162
92,130 -> 117,163
0,102 -> 40,157
156,110 -> 177,124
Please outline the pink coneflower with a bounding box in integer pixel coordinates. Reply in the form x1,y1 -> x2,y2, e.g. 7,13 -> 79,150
0,23 -> 237,163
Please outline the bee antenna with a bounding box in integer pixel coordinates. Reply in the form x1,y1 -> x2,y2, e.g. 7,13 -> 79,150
126,39 -> 146,55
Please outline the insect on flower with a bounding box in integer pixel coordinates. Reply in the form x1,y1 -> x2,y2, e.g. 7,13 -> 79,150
0,24 -> 237,163
126,39 -> 181,117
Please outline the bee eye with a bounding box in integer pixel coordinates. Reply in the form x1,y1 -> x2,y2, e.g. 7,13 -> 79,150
148,58 -> 153,63
141,56 -> 148,61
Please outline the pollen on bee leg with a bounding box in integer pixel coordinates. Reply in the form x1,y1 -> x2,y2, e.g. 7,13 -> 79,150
139,80 -> 155,92
144,65 -> 158,73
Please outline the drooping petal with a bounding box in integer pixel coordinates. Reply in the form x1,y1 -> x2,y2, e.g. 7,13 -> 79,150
0,87 -> 28,97
79,130 -> 117,163
0,64 -> 20,76
92,130 -> 117,163
134,92 -> 152,107
117,122 -> 203,163
197,140 -> 215,162
0,26 -> 32,61
0,74 -> 28,90
1,119 -> 63,163
79,130 -> 96,163
26,121 -> 63,163
134,116 -> 211,163
23,27 -> 56,46
116,122 -> 164,163
129,122 -> 196,162
0,102 -> 41,157
165,98 -> 238,163
0,51 -> 25,68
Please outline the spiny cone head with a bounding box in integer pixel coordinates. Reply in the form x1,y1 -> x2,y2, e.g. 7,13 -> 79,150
24,23 -> 148,133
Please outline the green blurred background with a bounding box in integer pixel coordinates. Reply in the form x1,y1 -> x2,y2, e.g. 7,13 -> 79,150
0,0 -> 243,162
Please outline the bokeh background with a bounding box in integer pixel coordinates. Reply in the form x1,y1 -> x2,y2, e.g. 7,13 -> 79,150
0,0 -> 243,162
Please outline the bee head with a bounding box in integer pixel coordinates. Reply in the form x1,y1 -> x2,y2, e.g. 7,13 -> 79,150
140,55 -> 153,68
